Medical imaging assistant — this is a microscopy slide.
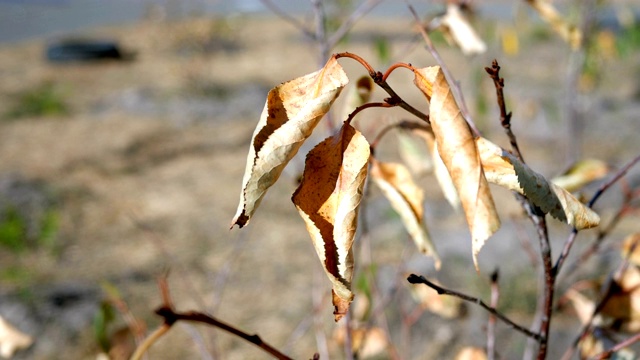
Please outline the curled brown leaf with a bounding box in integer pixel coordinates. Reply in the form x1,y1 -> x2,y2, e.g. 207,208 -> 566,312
231,56 -> 349,228
292,122 -> 370,321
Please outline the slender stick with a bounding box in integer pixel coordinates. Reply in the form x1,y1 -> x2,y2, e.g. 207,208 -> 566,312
131,277 -> 293,360
487,270 -> 500,360
335,52 -> 432,126
259,0 -> 316,40
483,57 -> 552,359
130,324 -> 171,360
153,306 -> 293,360
589,332 -> 640,360
327,0 -> 383,49
485,60 -> 523,162
407,274 -> 543,342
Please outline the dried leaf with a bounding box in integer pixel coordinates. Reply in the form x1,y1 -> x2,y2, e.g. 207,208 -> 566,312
340,76 -> 373,125
396,130 -> 433,176
565,287 -> 596,325
231,56 -> 349,228
440,4 -> 487,55
622,233 -> 640,266
414,128 -> 461,211
413,66 -> 500,269
599,266 -> 640,333
371,159 -> 441,269
0,315 -> 32,358
500,26 -> 520,56
407,279 -> 465,318
476,137 -> 600,229
552,159 -> 609,192
526,0 -> 582,50
334,326 -> 388,358
455,347 -> 488,360
292,122 -> 370,321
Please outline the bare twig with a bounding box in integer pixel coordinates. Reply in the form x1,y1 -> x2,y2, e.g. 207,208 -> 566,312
259,0 -> 316,40
335,52 -> 432,126
554,153 -> 640,276
327,0 -> 383,49
483,57 -> 552,360
485,60 -> 524,162
589,332 -> 640,360
487,270 -> 500,360
131,277 -> 293,360
407,274 -> 542,342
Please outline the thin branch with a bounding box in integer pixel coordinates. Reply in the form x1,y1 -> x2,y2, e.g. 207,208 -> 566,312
485,59 -> 524,162
590,332 -> 640,360
153,306 -> 293,360
335,53 -> 431,126
259,0 -> 316,40
406,2 -> 481,137
131,324 -> 171,360
345,101 -> 394,126
407,274 -> 542,342
554,153 -> 640,276
131,277 -> 293,360
487,269 -> 500,360
327,0 -> 383,49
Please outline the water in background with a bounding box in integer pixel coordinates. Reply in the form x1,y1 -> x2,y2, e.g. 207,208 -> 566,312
0,0 -> 518,45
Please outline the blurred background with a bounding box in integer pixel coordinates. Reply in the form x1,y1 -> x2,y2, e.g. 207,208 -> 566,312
0,0 -> 639,359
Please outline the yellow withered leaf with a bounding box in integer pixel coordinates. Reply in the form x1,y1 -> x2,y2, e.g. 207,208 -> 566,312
526,0 -> 582,50
340,76 -> 374,126
476,137 -> 600,229
622,233 -> 640,267
599,266 -> 640,333
396,130 -> 433,176
334,326 -> 388,358
552,158 -> 609,193
371,159 -> 441,269
413,66 -> 500,270
439,4 -> 487,55
414,127 -> 461,211
231,56 -> 348,228
455,347 -> 488,360
292,122 -> 370,322
0,315 -> 32,358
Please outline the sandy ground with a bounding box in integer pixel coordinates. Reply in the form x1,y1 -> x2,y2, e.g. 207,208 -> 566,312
0,11 -> 639,360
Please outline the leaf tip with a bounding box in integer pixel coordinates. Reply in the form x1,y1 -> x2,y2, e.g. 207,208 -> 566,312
230,211 -> 249,230
332,290 -> 353,322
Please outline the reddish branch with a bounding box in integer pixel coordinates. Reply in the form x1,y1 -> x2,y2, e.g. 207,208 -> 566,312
131,277 -> 293,360
484,58 -> 552,359
335,52 -> 431,128
407,274 -> 542,342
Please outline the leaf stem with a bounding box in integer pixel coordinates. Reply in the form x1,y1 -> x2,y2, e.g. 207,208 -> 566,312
406,274 -> 543,342
335,52 -> 431,127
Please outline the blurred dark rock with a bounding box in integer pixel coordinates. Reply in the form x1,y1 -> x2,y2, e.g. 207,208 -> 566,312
46,39 -> 135,63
